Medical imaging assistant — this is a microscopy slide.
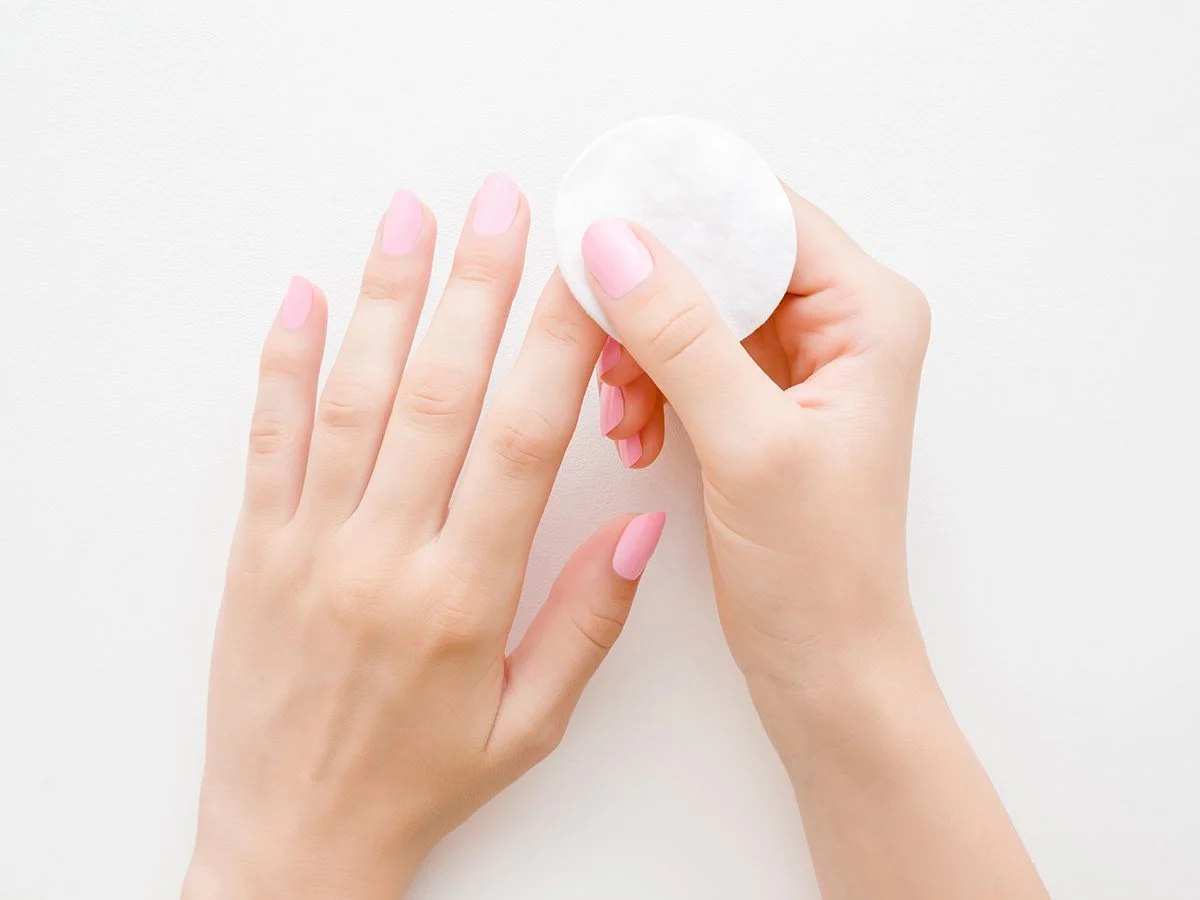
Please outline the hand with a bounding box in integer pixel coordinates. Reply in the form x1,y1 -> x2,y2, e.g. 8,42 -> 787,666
183,177 -> 666,900
587,188 -> 931,698
583,191 -> 1048,899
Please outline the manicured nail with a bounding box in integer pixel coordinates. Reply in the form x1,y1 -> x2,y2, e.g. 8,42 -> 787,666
280,276 -> 312,330
582,218 -> 653,299
600,383 -> 624,436
598,336 -> 622,376
617,432 -> 642,468
471,173 -> 520,236
381,189 -> 423,256
612,511 -> 667,581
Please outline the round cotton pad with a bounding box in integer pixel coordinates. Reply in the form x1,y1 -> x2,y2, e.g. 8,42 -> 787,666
555,116 -> 796,340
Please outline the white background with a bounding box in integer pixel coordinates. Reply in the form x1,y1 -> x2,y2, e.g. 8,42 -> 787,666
2,1 -> 1198,897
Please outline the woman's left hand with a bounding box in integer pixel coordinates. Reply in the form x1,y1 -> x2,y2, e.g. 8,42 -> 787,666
183,176 -> 664,900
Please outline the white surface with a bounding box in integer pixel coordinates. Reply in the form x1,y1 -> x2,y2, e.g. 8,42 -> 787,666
1,2 -> 1198,898
555,115 -> 796,339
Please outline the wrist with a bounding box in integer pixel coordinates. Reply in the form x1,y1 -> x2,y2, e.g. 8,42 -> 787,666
182,851 -> 420,900
743,627 -> 949,782
182,808 -> 426,900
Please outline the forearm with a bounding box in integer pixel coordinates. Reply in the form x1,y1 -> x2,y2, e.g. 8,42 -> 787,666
751,635 -> 1049,900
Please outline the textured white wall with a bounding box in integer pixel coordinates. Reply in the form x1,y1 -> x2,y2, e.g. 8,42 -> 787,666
2,1 -> 1198,897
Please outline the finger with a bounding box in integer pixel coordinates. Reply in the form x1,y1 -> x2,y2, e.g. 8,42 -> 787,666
614,402 -> 665,469
300,191 -> 435,521
782,184 -> 873,296
599,372 -> 659,441
440,271 -> 604,587
362,174 -> 527,535
581,218 -> 784,453
596,336 -> 644,387
242,276 -> 328,529
488,512 -> 665,765
778,186 -> 930,388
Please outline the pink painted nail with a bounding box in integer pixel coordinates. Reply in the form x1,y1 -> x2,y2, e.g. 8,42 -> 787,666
471,173 -> 520,236
381,189 -> 423,256
280,276 -> 312,330
582,218 -> 653,299
617,432 -> 642,468
600,383 -> 625,436
612,511 -> 667,581
598,336 -> 622,376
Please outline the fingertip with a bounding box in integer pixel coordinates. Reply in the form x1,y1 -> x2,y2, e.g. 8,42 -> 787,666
582,217 -> 655,301
471,172 -> 527,238
611,510 -> 667,581
616,432 -> 643,469
601,375 -> 659,441
596,339 -> 645,386
277,276 -> 328,333
618,405 -> 665,469
598,336 -> 622,377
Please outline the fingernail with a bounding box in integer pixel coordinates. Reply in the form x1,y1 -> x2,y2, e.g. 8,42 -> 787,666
280,276 -> 312,330
582,218 -> 653,299
617,432 -> 642,468
471,173 -> 520,236
598,336 -> 622,376
600,383 -> 624,436
382,189 -> 423,256
612,511 -> 667,581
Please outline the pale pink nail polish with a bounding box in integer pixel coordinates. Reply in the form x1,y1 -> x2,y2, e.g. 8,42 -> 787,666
581,218 -> 653,299
612,511 -> 667,581
617,432 -> 642,468
382,189 -> 422,256
471,173 -> 520,236
600,383 -> 625,436
598,336 -> 622,376
280,275 -> 312,330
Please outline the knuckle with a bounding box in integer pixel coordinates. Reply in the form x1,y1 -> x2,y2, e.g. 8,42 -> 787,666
318,373 -> 384,433
398,362 -> 472,425
882,271 -> 931,354
486,405 -> 559,477
247,408 -> 295,458
523,714 -> 568,764
645,297 -> 710,368
422,593 -> 492,652
360,265 -> 423,303
451,247 -> 510,291
905,284 -> 932,345
571,603 -> 628,652
894,274 -> 930,327
401,560 -> 493,652
532,303 -> 587,349
259,342 -> 308,383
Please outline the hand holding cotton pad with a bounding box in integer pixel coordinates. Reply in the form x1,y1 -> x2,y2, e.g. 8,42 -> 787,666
555,116 -> 796,340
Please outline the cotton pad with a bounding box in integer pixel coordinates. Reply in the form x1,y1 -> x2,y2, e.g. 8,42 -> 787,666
554,115 -> 796,340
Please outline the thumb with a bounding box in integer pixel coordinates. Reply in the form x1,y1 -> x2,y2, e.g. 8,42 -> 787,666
581,218 -> 777,447
488,512 -> 665,765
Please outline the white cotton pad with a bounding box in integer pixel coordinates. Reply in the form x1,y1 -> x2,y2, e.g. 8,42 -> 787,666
554,115 -> 796,340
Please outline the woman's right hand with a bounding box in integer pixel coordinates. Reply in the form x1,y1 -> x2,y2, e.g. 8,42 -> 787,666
580,191 -> 1049,899
585,189 -> 932,702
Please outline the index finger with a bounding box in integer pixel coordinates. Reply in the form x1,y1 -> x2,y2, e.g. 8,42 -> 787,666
439,271 -> 605,593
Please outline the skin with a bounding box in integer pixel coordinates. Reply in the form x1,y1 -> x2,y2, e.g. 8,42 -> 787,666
594,187 -> 1050,899
184,179 -> 1048,899
183,181 -> 661,899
